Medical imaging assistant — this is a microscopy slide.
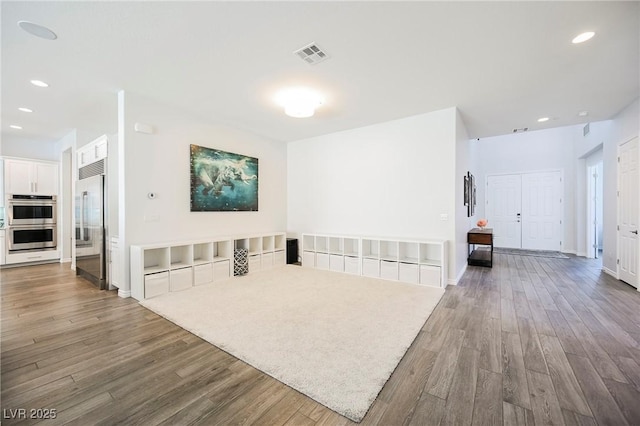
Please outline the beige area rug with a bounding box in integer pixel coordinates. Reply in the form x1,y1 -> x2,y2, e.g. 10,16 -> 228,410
140,265 -> 445,422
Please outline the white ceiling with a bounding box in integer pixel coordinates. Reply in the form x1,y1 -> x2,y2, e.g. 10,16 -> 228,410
2,1 -> 638,147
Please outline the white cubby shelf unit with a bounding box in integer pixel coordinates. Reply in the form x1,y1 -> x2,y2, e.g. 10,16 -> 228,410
302,234 -> 447,288
131,232 -> 286,300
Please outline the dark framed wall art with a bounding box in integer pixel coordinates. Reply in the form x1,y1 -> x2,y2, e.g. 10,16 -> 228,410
190,144 -> 259,211
465,171 -> 476,217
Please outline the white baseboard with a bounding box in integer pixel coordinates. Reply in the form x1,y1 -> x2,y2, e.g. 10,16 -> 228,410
447,264 -> 468,286
562,249 -> 577,255
118,289 -> 131,298
576,252 -> 587,257
60,257 -> 72,263
602,267 -> 618,279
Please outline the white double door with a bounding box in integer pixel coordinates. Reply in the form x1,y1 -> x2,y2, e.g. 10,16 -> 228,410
618,137 -> 638,288
487,171 -> 562,250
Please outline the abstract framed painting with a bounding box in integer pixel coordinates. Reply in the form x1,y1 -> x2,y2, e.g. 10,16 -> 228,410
190,144 -> 258,211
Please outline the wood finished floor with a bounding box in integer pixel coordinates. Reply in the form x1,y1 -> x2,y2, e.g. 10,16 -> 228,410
2,255 -> 640,425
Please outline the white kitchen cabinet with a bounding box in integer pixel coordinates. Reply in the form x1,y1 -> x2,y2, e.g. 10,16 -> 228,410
77,135 -> 108,169
4,159 -> 58,195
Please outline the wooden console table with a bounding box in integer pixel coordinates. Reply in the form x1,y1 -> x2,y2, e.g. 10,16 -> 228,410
468,228 -> 493,267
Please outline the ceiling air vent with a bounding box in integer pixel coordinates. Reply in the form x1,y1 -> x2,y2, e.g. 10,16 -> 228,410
583,123 -> 590,136
294,43 -> 330,65
512,127 -> 529,133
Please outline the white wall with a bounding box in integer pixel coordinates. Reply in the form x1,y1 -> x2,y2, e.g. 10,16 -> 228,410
455,110 -> 473,282
118,91 -> 287,294
1,134 -> 59,161
288,107 -> 462,282
471,125 -> 578,253
605,98 -> 639,274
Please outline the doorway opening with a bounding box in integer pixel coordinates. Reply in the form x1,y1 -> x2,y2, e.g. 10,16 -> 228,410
586,161 -> 603,259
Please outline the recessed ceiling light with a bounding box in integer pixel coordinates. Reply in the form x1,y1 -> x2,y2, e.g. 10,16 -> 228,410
537,117 -> 550,123
18,107 -> 33,113
274,87 -> 324,118
18,21 -> 57,40
578,111 -> 589,117
30,79 -> 49,87
10,125 -> 23,130
572,31 -> 595,44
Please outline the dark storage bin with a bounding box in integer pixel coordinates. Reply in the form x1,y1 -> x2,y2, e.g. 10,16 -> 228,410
286,238 -> 299,264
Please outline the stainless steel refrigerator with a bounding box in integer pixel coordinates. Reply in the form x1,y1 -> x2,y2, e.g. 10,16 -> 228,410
75,174 -> 106,289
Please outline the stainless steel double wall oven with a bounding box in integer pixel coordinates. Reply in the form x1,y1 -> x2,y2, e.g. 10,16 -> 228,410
6,194 -> 57,251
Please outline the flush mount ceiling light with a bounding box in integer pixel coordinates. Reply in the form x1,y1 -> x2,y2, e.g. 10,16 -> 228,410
30,79 -> 49,87
18,21 -> 57,40
572,31 -> 595,44
18,107 -> 33,113
274,87 -> 324,118
10,125 -> 23,130
578,111 -> 589,117
537,117 -> 550,122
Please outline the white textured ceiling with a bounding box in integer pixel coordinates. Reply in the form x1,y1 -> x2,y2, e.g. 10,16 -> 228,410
2,1 -> 638,146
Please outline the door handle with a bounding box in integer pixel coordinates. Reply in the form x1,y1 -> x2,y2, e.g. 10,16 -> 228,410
80,191 -> 88,241
632,230 -> 639,235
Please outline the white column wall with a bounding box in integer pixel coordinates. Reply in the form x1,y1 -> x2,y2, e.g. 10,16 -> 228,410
287,107 -> 460,282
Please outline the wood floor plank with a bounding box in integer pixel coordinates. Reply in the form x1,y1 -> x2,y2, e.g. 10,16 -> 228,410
546,310 -> 587,356
526,369 -> 565,426
423,329 -> 465,399
408,393 -> 446,426
527,298 -> 557,337
479,317 -> 502,374
561,409 -> 597,426
501,331 -> 531,410
603,378 -> 640,425
565,353 -> 628,425
502,401 -> 534,426
441,347 -> 480,425
538,335 -> 592,417
614,356 -> 640,391
471,369 -> 502,426
517,316 -> 548,374
500,298 -> 518,333
376,347 -> 437,425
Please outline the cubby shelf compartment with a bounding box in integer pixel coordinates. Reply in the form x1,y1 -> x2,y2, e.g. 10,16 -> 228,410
362,239 -> 379,259
274,234 -> 286,251
143,248 -> 169,274
344,238 -> 360,257
131,232 -> 286,301
301,233 -> 448,288
213,240 -> 232,261
329,237 -> 343,255
193,243 -> 213,266
315,236 -> 329,254
379,240 -> 399,261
